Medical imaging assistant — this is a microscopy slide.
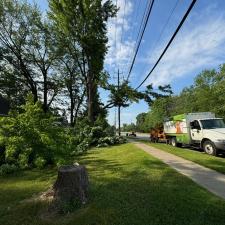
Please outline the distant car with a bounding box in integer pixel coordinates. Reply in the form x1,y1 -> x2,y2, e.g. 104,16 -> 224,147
128,131 -> 137,137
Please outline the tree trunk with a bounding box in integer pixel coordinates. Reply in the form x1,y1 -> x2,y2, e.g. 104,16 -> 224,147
73,90 -> 86,126
31,84 -> 38,103
70,95 -> 74,126
43,73 -> 48,113
87,80 -> 94,124
53,165 -> 89,205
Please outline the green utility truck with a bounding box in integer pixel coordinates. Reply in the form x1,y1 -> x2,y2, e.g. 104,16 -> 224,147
164,112 -> 225,155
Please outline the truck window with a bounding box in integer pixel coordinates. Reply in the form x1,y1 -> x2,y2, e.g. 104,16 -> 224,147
200,119 -> 225,129
191,120 -> 201,130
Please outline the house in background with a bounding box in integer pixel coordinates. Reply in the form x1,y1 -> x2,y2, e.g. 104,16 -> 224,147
0,96 -> 9,116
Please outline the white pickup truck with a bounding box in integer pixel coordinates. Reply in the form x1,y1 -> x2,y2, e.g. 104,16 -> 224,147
164,112 -> 225,156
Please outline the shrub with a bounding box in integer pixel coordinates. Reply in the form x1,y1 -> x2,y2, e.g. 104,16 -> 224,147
114,136 -> 127,144
90,126 -> 106,145
96,136 -> 127,148
104,126 -> 116,136
56,158 -> 66,168
0,95 -> 65,169
0,163 -> 18,176
34,156 -> 47,169
76,141 -> 90,154
0,96 -> 127,171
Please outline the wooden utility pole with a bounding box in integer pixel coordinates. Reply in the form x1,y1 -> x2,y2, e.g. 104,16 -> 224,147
118,69 -> 121,136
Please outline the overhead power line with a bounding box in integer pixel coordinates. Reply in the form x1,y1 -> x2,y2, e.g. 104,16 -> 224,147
126,0 -> 155,81
133,0 -> 151,52
114,0 -> 118,73
136,0 -> 197,90
122,0 -> 147,75
150,0 -> 180,57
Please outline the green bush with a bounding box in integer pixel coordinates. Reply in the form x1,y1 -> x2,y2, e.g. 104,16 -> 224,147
0,96 -> 127,171
0,95 -> 66,168
90,126 -> 106,145
56,158 -> 66,168
75,140 -> 90,154
96,136 -> 127,148
34,156 -> 47,169
0,163 -> 18,176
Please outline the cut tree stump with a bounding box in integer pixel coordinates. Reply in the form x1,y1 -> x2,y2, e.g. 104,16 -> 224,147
53,164 -> 88,205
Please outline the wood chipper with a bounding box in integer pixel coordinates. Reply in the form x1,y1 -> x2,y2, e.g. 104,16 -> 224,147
149,126 -> 167,143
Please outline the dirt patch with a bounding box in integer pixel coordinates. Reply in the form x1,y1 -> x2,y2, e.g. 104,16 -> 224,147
21,188 -> 54,203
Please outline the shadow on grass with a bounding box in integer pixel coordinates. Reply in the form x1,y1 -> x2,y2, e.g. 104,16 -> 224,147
1,144 -> 225,225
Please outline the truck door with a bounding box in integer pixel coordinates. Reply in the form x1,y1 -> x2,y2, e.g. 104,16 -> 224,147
190,120 -> 203,142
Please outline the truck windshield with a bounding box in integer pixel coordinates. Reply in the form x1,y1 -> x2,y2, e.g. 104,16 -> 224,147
200,119 -> 225,129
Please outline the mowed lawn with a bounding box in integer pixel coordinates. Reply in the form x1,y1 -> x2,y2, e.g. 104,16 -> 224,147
143,141 -> 225,175
0,143 -> 225,225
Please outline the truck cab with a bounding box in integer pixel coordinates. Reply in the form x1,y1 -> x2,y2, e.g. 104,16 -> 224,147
190,118 -> 225,155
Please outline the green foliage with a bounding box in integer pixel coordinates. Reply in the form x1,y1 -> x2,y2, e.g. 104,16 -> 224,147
143,84 -> 173,107
75,141 -> 90,154
72,124 -> 124,152
96,136 -> 127,147
49,0 -> 117,123
136,64 -> 225,131
105,81 -> 143,109
0,0 -> 60,110
0,163 -> 18,176
0,95 -> 67,168
56,158 -> 67,168
136,113 -> 147,132
121,123 -> 137,132
145,97 -> 173,129
104,125 -> 116,136
34,157 -> 47,169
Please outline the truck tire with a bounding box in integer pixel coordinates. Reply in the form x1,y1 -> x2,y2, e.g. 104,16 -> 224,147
171,137 -> 177,147
203,140 -> 217,156
177,143 -> 182,147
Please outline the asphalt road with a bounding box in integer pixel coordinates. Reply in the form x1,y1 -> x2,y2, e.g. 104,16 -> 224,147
121,132 -> 150,141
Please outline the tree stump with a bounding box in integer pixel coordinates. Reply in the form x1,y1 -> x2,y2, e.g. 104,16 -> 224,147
53,165 -> 88,205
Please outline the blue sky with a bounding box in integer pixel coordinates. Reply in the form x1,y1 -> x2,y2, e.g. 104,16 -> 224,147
31,0 -> 225,126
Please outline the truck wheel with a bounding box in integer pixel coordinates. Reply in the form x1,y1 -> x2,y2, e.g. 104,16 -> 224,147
203,140 -> 217,156
177,143 -> 182,147
171,137 -> 177,147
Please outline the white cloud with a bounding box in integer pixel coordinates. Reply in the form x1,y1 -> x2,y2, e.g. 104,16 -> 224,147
105,0 -> 135,73
144,9 -> 225,87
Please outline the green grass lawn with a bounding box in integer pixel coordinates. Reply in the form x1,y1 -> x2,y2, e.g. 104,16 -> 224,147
142,141 -> 225,175
1,143 -> 225,225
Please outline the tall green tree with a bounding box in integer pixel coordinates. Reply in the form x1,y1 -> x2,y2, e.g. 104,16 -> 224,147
0,0 -> 60,111
143,84 -> 173,107
0,0 -> 40,103
104,81 -> 143,109
57,52 -> 86,126
136,113 -> 147,132
49,0 -> 117,124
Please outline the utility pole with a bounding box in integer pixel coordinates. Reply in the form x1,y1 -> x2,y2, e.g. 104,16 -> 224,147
118,69 -> 121,136
114,107 -> 117,131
